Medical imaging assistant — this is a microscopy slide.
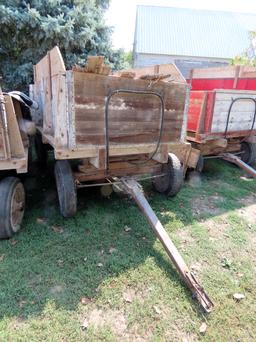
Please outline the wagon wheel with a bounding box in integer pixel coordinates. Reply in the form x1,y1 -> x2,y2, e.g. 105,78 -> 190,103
54,160 -> 77,217
152,153 -> 184,197
0,177 -> 25,239
35,132 -> 48,166
240,142 -> 256,165
195,155 -> 204,173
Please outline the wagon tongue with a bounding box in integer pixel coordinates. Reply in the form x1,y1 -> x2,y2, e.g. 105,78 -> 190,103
121,177 -> 214,313
184,271 -> 214,313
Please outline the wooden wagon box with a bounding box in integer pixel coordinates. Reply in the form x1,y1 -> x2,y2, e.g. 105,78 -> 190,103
187,89 -> 256,144
30,47 -> 197,181
186,66 -> 256,161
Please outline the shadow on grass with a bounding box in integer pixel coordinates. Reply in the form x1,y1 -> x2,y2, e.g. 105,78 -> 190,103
0,158 -> 254,321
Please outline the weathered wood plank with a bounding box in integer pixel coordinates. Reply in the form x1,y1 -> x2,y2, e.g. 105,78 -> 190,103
211,91 -> 256,134
4,95 -> 25,158
51,74 -> 68,148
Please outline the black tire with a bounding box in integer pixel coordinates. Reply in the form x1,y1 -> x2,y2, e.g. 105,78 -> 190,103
0,177 -> 25,239
152,153 -> 184,197
54,160 -> 77,217
241,142 -> 256,165
195,155 -> 204,172
35,132 -> 48,166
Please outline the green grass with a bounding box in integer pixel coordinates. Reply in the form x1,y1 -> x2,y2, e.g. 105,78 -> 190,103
0,159 -> 255,341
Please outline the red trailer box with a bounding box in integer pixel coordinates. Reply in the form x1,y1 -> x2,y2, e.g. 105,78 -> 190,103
187,66 -> 256,170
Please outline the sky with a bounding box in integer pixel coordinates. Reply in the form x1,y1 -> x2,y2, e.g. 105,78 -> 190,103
105,0 -> 256,51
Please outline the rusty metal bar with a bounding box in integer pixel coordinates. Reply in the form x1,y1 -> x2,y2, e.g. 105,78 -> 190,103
121,177 -> 214,313
222,153 -> 256,178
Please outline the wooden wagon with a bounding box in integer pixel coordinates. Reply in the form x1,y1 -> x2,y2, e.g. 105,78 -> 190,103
187,66 -> 256,172
29,47 -> 214,312
30,47 -> 198,217
0,87 -> 35,238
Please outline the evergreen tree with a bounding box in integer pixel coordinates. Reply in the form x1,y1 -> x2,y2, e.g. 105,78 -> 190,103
0,0 -> 122,90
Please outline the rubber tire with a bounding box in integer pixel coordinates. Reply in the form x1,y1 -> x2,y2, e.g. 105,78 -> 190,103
241,142 -> 256,165
0,177 -> 25,239
35,132 -> 48,166
152,153 -> 184,197
54,160 -> 77,217
195,155 -> 204,173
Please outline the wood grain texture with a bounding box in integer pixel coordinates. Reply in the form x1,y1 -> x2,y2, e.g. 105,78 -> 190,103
73,71 -> 187,148
211,91 -> 256,134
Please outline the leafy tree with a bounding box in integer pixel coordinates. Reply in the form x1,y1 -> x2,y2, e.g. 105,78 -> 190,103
0,0 -> 123,91
231,32 -> 256,66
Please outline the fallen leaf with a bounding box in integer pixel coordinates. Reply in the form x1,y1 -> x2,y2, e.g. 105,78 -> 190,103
123,292 -> 133,303
153,305 -> 161,314
233,293 -> 245,301
124,225 -> 131,232
36,217 -> 47,224
236,273 -> 244,278
81,318 -> 89,330
80,297 -> 91,305
19,300 -> 27,307
11,240 -> 18,246
199,322 -> 207,335
51,225 -> 64,233
97,263 -> 103,267
109,247 -> 117,254
0,254 -> 5,261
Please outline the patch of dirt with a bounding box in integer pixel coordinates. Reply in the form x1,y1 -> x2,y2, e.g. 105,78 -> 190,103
165,321 -> 198,342
176,228 -> 195,250
237,204 -> 256,224
49,285 -> 64,295
239,194 -> 256,206
191,195 -> 225,218
8,317 -> 26,331
203,216 -> 230,240
246,232 -> 256,264
86,307 -> 127,338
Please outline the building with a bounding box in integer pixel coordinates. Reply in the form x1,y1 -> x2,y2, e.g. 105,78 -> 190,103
133,6 -> 256,77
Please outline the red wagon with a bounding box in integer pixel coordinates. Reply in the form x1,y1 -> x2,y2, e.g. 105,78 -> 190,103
187,66 -> 256,173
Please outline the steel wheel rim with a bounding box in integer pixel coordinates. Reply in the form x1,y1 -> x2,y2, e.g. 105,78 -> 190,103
10,182 -> 25,232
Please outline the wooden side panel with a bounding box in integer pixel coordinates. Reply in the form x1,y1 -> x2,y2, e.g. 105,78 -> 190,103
34,53 -> 53,135
187,91 -> 206,132
0,131 -> 6,159
0,89 -> 9,159
191,66 -> 237,79
239,66 -> 256,78
190,78 -> 235,91
4,95 -> 25,158
73,72 -> 187,149
51,74 -> 68,148
190,78 -> 256,91
210,90 -> 256,135
33,46 -> 66,138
